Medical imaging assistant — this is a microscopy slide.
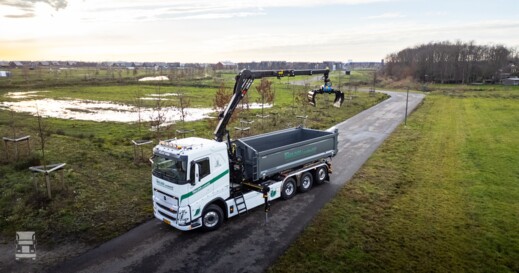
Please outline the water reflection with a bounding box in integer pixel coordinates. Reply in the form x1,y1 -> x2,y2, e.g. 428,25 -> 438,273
1,91 -> 273,123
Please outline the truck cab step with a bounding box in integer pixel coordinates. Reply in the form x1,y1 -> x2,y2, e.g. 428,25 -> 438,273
234,194 -> 248,215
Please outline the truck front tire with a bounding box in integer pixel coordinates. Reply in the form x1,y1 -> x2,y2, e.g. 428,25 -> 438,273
281,177 -> 297,200
202,204 -> 224,231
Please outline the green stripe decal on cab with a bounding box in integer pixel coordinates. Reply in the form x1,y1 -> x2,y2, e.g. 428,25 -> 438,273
180,169 -> 229,202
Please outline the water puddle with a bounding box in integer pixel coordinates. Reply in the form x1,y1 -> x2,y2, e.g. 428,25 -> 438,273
0,98 -> 214,123
138,76 -> 169,82
5,91 -> 49,99
1,91 -> 273,124
139,93 -> 178,101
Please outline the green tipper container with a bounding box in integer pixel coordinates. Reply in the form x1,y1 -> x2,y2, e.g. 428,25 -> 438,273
234,127 -> 338,181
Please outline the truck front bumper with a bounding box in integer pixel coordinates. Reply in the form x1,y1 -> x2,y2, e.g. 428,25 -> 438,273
153,205 -> 202,231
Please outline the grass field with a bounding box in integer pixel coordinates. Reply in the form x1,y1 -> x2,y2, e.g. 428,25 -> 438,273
269,90 -> 519,272
0,69 -> 386,245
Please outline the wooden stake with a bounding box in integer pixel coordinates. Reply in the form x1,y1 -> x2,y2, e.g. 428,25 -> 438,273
45,173 -> 51,199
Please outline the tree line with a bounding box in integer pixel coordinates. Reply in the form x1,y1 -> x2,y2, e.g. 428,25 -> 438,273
384,41 -> 518,84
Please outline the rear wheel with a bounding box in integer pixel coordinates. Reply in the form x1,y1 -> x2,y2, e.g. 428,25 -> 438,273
281,177 -> 297,200
315,166 -> 328,185
298,172 -> 313,192
202,204 -> 224,231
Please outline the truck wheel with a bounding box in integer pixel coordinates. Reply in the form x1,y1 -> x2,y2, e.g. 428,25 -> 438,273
281,177 -> 297,200
298,172 -> 313,192
315,166 -> 328,185
202,204 -> 224,231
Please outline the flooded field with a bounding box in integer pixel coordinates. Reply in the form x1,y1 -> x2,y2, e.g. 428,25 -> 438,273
0,91 -> 272,123
138,76 -> 169,81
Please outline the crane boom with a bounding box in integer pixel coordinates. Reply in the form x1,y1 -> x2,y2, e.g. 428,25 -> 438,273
214,68 -> 344,142
214,69 -> 330,142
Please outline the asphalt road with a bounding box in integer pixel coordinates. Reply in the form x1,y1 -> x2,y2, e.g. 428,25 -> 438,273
44,90 -> 424,273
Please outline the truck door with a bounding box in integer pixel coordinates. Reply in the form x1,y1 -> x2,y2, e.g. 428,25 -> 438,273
188,157 -> 213,212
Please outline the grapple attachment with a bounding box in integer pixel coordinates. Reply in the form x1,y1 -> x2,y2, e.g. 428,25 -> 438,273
333,91 -> 345,108
308,87 -> 345,108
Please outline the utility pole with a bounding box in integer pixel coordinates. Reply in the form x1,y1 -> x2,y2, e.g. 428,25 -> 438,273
405,87 -> 409,125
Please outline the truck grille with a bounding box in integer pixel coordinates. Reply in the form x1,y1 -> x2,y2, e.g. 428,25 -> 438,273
156,202 -> 177,214
154,188 -> 175,198
158,209 -> 177,221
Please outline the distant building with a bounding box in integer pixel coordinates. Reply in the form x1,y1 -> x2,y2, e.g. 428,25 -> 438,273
343,61 -> 384,70
9,61 -> 24,68
0,61 -> 9,67
215,61 -> 237,70
100,62 -> 114,68
502,77 -> 519,86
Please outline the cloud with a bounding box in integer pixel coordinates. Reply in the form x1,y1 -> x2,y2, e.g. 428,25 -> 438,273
0,0 -> 68,11
172,11 -> 266,20
366,12 -> 404,19
78,0 -> 391,22
5,12 -> 35,18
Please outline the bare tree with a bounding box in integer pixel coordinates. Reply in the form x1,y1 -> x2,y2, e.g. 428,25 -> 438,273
32,107 -> 67,199
35,107 -> 50,171
385,41 -> 515,83
22,66 -> 30,82
255,78 -> 275,127
150,85 -> 170,141
9,110 -> 17,139
176,90 -> 191,126
133,90 -> 144,135
213,81 -> 232,111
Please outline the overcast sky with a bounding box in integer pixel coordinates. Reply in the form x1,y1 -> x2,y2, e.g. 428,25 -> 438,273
0,0 -> 518,62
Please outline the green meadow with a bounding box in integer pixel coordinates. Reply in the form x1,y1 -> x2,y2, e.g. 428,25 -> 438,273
269,90 -> 519,272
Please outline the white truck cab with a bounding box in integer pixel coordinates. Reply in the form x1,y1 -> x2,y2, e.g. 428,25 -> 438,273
151,137 -> 230,231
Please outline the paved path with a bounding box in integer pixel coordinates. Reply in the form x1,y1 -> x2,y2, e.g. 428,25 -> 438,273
42,91 -> 424,273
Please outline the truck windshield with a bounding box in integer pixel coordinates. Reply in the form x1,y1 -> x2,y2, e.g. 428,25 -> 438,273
151,155 -> 188,184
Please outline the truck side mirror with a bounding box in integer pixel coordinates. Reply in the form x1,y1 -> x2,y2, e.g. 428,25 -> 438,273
190,161 -> 200,186
194,163 -> 200,184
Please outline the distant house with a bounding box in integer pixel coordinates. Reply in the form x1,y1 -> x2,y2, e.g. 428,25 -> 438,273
115,62 -> 132,68
215,61 -> 237,70
27,61 -> 37,69
155,62 -> 168,69
343,61 -> 384,70
10,61 -> 24,68
502,77 -> 519,86
100,62 -> 114,68
0,61 -> 9,68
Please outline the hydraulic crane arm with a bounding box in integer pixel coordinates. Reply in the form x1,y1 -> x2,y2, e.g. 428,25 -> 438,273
214,68 -> 344,142
214,68 -> 329,142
